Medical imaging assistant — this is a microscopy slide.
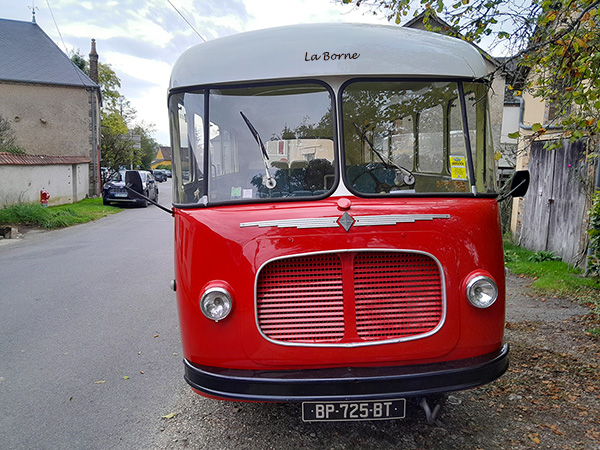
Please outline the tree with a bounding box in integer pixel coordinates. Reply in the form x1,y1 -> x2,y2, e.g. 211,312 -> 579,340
340,0 -> 600,149
0,114 -> 25,154
100,112 -> 136,176
131,123 -> 159,169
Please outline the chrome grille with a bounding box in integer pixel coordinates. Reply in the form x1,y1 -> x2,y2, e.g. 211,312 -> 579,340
256,251 -> 443,345
256,254 -> 344,343
354,252 -> 443,340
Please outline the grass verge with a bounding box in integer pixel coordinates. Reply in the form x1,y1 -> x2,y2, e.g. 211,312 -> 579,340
0,198 -> 120,229
504,240 -> 600,336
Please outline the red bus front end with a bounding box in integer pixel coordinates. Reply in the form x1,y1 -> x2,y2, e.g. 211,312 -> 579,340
174,195 -> 507,402
168,24 -> 527,420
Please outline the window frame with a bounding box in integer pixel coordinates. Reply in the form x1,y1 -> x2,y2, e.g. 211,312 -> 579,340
338,77 -> 497,199
169,79 -> 339,208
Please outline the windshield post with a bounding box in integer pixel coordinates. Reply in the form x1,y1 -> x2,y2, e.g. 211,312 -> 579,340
457,82 -> 477,195
202,93 -> 210,203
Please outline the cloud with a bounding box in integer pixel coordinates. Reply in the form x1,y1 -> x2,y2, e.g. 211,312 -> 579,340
103,52 -> 172,87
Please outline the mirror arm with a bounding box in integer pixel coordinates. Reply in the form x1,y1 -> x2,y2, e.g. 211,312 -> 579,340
498,178 -> 527,203
124,184 -> 174,216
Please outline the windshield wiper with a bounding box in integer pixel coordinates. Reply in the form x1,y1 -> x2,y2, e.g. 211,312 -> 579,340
353,122 -> 389,169
353,122 -> 415,185
240,111 -> 276,189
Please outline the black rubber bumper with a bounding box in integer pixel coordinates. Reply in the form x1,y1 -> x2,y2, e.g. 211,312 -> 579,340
183,344 -> 509,402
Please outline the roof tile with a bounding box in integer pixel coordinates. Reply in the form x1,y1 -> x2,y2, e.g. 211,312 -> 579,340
0,152 -> 90,165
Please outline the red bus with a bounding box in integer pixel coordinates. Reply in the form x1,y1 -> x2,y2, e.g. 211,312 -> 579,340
168,23 -> 529,422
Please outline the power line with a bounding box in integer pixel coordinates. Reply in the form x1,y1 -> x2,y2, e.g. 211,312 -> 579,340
45,0 -> 68,53
44,0 -> 90,88
166,0 -> 207,42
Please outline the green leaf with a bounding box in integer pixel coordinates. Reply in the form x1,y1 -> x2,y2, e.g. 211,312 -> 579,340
531,123 -> 543,133
162,412 -> 176,420
508,131 -> 520,139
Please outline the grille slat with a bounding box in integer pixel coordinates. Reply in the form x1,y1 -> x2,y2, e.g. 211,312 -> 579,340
256,251 -> 443,345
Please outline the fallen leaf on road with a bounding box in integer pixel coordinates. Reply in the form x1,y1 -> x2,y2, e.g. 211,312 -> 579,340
123,376 -> 129,380
162,412 -> 176,420
528,432 -> 541,444
94,380 -> 106,384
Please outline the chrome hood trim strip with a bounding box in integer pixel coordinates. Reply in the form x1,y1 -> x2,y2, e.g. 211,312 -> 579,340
240,214 -> 450,230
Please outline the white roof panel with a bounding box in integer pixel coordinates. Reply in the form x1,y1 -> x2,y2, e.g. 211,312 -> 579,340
170,23 -> 489,89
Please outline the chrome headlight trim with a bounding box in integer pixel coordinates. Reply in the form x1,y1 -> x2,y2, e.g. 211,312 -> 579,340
465,275 -> 498,309
200,287 -> 233,322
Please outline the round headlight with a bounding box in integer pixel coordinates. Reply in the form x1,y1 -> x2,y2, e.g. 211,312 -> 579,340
200,287 -> 232,322
466,276 -> 498,309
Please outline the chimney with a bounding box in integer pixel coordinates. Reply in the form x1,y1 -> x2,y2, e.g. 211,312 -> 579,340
89,39 -> 99,83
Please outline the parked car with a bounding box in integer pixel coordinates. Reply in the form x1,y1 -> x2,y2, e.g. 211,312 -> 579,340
152,169 -> 167,182
164,169 -> 172,178
102,170 -> 159,207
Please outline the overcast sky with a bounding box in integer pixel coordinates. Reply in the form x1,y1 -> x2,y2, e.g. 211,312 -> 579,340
1,0 -> 389,145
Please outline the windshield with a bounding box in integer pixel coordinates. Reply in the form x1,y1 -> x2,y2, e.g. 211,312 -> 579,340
169,79 -> 497,206
341,80 -> 497,195
170,82 -> 336,205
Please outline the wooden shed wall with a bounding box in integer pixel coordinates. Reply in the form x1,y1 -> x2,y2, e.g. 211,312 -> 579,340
519,140 -> 595,267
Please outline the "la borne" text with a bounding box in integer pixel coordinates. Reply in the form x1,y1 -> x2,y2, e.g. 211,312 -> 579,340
305,51 -> 360,62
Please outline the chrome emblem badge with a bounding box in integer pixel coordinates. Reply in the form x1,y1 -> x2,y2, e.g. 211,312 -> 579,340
337,211 -> 355,232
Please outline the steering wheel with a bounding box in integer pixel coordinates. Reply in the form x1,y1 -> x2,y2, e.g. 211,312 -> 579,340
351,164 -> 415,193
352,168 -> 392,193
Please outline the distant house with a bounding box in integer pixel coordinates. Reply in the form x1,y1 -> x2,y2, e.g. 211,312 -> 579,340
152,146 -> 172,169
0,152 -> 91,207
0,17 -> 101,197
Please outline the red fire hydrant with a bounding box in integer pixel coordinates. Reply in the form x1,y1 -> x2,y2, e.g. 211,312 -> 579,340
40,190 -> 50,207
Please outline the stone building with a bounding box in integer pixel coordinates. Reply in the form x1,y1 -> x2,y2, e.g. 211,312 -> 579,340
0,17 -> 101,197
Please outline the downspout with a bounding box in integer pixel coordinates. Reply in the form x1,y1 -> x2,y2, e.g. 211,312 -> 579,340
90,87 -> 100,196
518,97 -> 562,131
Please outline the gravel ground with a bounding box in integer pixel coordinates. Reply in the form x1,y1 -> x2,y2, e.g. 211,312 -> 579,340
153,273 -> 600,450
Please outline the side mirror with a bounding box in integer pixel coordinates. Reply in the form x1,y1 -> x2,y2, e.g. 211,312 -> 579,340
125,171 -> 143,194
509,170 -> 530,198
499,170 -> 530,202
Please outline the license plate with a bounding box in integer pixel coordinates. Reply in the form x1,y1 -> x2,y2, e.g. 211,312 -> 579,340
302,399 -> 406,422
114,192 -> 128,197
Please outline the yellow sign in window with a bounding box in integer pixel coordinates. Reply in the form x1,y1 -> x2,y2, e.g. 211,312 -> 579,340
450,156 -> 467,180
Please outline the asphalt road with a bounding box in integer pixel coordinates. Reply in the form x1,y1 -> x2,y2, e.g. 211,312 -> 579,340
0,179 -> 183,450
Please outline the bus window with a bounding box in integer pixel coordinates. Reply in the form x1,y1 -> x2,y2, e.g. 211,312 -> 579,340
341,80 -> 495,195
170,93 -> 206,203
172,83 -> 336,205
463,83 -> 497,192
418,104 -> 444,173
